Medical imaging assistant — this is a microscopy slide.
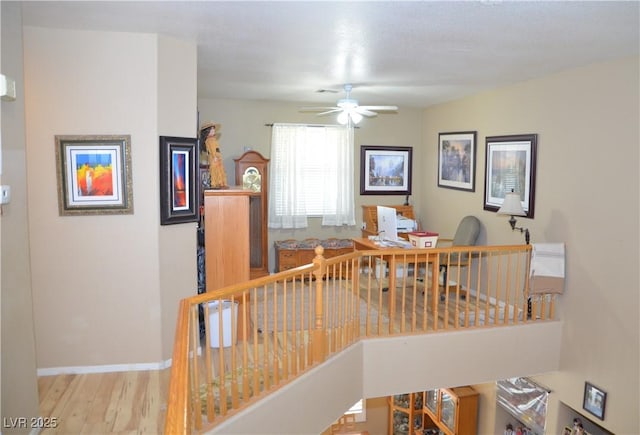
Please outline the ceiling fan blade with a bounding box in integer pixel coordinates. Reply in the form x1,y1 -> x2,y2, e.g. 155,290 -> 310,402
359,105 -> 399,112
354,108 -> 377,117
317,108 -> 342,116
299,106 -> 340,112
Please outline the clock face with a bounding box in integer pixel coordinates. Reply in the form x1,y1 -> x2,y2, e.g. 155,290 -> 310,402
243,167 -> 261,192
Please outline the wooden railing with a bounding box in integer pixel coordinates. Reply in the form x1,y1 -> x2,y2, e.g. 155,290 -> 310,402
165,243 -> 556,434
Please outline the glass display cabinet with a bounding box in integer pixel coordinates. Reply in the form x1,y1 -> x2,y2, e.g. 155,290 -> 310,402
421,386 -> 479,435
388,393 -> 424,434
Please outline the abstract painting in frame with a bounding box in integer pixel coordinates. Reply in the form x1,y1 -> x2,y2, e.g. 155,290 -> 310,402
483,134 -> 537,218
360,145 -> 412,195
438,131 -> 477,191
55,135 -> 133,216
159,136 -> 198,225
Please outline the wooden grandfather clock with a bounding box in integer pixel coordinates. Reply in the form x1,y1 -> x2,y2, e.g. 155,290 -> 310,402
234,151 -> 270,278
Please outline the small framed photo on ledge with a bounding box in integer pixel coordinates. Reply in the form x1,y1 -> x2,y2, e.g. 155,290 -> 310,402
583,381 -> 606,420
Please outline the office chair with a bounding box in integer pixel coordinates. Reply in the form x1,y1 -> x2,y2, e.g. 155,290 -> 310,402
438,215 -> 481,298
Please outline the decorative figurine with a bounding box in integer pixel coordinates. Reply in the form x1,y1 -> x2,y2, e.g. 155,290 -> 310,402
199,122 -> 228,189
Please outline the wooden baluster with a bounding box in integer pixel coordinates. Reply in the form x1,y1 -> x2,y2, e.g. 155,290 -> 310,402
190,304 -> 203,428
311,246 -> 327,364
202,302 -> 215,421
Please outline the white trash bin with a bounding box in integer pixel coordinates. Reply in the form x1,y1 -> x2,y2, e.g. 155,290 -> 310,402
208,300 -> 238,348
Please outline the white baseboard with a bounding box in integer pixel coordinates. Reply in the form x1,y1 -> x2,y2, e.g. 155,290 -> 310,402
36,358 -> 172,376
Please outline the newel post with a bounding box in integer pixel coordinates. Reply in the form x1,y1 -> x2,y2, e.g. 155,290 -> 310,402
312,245 -> 327,363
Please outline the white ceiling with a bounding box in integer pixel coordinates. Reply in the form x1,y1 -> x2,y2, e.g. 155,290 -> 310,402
20,1 -> 639,109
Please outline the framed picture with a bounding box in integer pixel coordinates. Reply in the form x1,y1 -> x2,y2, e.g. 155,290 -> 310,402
483,134 -> 537,218
55,135 -> 133,216
583,382 -> 606,420
360,145 -> 413,195
159,136 -> 199,225
438,131 -> 477,191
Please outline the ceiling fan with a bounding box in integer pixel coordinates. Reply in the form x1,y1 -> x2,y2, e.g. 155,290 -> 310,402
299,84 -> 398,125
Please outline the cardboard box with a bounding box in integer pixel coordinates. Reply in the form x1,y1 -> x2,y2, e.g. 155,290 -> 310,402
408,231 -> 439,248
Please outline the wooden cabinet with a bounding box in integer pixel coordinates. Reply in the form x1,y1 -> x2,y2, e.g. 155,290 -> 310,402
204,189 -> 252,291
274,239 -> 353,277
388,393 -> 424,435
234,151 -> 269,278
204,189 -> 253,339
362,204 -> 415,238
422,386 -> 478,435
388,387 -> 478,435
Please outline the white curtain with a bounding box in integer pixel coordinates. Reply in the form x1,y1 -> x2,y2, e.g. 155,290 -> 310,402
321,125 -> 355,226
268,123 -> 355,229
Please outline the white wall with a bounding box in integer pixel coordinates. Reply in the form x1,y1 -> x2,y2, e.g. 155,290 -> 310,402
23,27 -> 197,369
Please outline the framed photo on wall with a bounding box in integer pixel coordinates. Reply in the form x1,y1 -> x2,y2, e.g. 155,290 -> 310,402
159,136 -> 199,225
583,382 -> 606,420
55,135 -> 133,216
483,134 -> 537,218
360,145 -> 413,195
438,131 -> 477,191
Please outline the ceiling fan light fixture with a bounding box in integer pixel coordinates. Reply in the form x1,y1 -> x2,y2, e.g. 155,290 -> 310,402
350,111 -> 363,124
337,110 -> 362,125
300,83 -> 398,124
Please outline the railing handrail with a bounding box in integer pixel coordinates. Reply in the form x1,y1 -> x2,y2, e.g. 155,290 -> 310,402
165,243 -> 540,434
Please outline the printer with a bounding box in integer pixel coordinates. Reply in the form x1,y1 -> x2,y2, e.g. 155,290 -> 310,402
397,216 -> 417,233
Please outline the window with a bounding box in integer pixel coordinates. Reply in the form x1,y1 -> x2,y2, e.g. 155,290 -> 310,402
268,123 -> 355,228
345,399 -> 366,422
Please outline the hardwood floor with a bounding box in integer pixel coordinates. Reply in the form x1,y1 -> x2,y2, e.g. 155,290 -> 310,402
38,369 -> 170,434
36,281 -> 477,434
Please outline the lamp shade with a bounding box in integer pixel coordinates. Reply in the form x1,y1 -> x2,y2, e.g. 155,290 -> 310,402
498,191 -> 526,216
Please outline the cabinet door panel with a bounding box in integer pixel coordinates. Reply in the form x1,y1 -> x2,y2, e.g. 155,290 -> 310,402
440,390 -> 457,433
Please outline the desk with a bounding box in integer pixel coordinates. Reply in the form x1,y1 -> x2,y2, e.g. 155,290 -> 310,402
352,238 -> 440,315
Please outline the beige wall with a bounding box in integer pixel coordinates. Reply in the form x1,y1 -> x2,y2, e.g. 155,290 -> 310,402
212,322 -> 562,434
203,57 -> 639,434
157,35 -> 198,361
196,98 -> 424,272
22,27 -> 197,369
421,56 -> 639,434
1,2 -> 40,429
3,15 -> 637,434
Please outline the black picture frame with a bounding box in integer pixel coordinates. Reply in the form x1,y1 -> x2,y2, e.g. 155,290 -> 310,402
360,145 -> 413,195
583,382 -> 607,420
159,136 -> 199,225
483,134 -> 537,218
55,135 -> 133,216
438,131 -> 477,192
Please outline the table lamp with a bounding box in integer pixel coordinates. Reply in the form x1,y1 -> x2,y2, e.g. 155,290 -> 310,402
497,190 -> 530,244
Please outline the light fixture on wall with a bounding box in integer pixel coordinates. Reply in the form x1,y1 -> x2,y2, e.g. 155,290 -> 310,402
497,190 -> 530,244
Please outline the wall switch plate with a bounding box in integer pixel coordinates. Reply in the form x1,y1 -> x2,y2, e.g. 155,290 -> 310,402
0,74 -> 16,101
0,185 -> 10,204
